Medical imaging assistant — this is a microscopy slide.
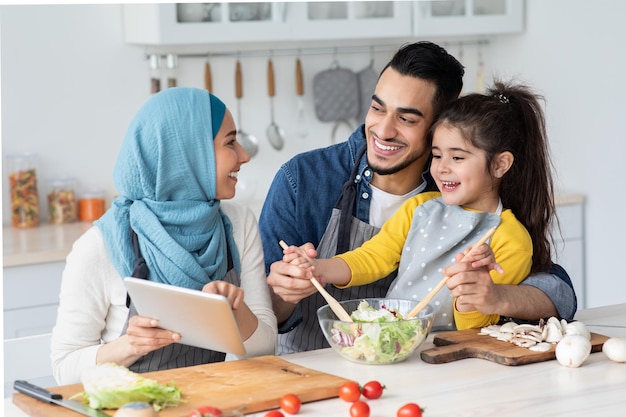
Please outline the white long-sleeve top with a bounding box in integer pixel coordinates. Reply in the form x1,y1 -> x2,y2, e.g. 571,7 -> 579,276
51,202 -> 277,385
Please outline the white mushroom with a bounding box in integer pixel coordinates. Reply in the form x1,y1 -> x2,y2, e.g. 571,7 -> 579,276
480,324 -> 501,335
499,321 -> 517,333
542,320 -> 564,343
513,323 -> 542,333
529,342 -> 552,352
603,337 -> 626,362
480,316 -> 577,353
565,321 -> 591,340
555,335 -> 591,368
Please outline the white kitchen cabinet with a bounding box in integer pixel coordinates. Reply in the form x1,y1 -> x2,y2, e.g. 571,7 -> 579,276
3,262 -> 64,338
289,1 -> 412,41
413,0 -> 524,37
553,200 -> 586,309
4,333 -> 56,398
122,2 -> 413,45
122,3 -> 292,45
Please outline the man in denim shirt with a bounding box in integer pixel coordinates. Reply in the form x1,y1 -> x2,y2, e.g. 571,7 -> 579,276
259,41 -> 577,354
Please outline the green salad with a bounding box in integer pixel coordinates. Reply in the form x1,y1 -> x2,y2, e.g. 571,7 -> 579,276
330,300 -> 427,364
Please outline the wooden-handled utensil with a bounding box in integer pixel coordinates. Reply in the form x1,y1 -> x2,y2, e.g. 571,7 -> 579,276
295,57 -> 308,138
204,61 -> 212,93
235,60 -> 259,157
295,58 -> 304,96
266,58 -> 285,150
405,227 -> 497,319
279,240 -> 353,322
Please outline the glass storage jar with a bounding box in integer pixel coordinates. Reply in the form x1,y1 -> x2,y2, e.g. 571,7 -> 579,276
46,177 -> 78,224
78,188 -> 106,221
6,152 -> 40,228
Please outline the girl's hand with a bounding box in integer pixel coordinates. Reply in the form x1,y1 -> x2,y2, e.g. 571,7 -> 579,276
281,243 -> 317,274
461,243 -> 504,275
202,280 -> 245,310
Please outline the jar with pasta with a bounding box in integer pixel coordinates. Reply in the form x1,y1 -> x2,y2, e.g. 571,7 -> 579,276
6,152 -> 40,228
46,177 -> 78,224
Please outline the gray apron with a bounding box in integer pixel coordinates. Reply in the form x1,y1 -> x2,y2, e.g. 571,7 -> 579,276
276,147 -> 398,354
122,230 -> 240,373
387,199 -> 501,330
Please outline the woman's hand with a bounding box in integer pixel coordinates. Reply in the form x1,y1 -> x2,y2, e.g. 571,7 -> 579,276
203,280 -> 258,341
202,280 -> 245,310
125,315 -> 181,350
96,315 -> 180,368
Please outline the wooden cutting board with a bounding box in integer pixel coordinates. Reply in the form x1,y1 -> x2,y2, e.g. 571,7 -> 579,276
420,329 -> 609,366
12,355 -> 353,417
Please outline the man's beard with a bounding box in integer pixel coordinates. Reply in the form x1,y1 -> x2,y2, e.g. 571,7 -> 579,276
367,149 -> 428,176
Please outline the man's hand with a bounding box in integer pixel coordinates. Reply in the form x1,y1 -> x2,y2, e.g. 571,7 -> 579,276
444,251 -> 503,314
267,243 -> 318,324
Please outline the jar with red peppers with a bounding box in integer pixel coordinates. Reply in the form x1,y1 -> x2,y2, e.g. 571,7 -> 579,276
6,152 -> 40,228
46,177 -> 78,224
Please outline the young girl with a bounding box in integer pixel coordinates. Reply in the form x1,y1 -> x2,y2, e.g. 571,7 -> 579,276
285,80 -> 556,331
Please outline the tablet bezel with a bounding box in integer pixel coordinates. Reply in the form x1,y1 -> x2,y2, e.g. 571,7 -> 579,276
123,277 -> 246,355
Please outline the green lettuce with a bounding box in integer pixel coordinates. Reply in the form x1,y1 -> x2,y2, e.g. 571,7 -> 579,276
334,300 -> 427,363
76,362 -> 182,411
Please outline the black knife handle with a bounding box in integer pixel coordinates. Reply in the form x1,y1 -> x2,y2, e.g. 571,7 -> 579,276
14,380 -> 63,402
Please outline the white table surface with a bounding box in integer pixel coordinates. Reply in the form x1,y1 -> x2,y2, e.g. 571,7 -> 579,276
5,303 -> 625,417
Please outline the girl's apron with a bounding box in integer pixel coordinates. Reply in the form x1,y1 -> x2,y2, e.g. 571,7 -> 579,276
122,230 -> 240,373
276,147 -> 398,354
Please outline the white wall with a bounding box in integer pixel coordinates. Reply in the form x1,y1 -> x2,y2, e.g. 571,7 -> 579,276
1,1 -> 625,309
485,0 -> 626,308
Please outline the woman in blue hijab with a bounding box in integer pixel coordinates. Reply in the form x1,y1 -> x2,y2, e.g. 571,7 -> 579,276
51,88 -> 277,384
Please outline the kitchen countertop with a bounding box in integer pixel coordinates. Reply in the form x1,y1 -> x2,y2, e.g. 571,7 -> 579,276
2,221 -> 94,268
2,194 -> 584,268
4,302 -> 624,417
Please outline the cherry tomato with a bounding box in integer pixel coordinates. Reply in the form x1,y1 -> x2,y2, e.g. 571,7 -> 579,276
188,406 -> 223,417
338,381 -> 362,402
397,402 -> 424,417
279,393 -> 301,414
264,411 -> 285,417
361,380 -> 385,400
349,400 -> 370,417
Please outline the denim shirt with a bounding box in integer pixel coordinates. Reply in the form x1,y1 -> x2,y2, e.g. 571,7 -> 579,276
259,125 -> 577,340
259,125 -> 374,277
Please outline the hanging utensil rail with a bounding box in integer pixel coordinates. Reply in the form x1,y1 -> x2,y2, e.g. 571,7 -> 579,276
144,39 -> 489,61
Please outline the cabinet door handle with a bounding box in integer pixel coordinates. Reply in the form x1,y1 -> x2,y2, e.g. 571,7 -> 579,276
281,2 -> 288,23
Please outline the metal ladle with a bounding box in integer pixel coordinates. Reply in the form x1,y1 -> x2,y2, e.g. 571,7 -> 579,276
266,58 -> 285,150
235,60 -> 258,157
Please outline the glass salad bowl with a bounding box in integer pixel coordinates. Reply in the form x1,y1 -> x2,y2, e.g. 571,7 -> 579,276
317,298 -> 434,365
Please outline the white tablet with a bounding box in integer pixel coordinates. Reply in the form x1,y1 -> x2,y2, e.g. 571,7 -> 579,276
123,277 -> 246,355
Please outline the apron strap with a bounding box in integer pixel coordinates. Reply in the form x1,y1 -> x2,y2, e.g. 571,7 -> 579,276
126,228 -> 148,308
335,145 -> 367,255
125,228 -> 235,307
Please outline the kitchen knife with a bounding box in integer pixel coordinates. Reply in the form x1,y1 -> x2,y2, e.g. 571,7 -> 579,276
14,380 -> 110,417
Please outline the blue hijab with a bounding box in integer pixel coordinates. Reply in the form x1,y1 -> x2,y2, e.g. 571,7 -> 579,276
96,87 -> 240,289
